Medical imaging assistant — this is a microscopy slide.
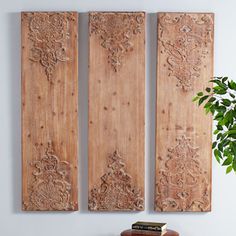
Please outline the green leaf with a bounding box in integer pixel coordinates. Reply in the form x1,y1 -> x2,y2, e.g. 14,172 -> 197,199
197,92 -> 204,96
229,134 -> 236,139
213,130 -> 219,135
213,86 -> 227,95
210,106 -> 216,115
205,107 -> 211,114
222,99 -> 231,107
210,80 -> 227,89
226,165 -> 233,174
228,81 -> 236,90
214,149 -> 222,159
204,102 -> 212,109
225,130 -> 236,136
224,148 -> 230,156
198,95 -> 209,106
216,106 -> 226,114
208,97 -> 216,103
218,143 -> 223,152
222,77 -> 228,83
206,87 -> 211,93
221,110 -> 234,126
216,124 -> 223,130
232,158 -> 236,171
221,132 -> 228,140
192,96 -> 199,102
215,155 -> 221,164
222,139 -> 230,147
212,141 -> 217,149
222,156 -> 233,166
217,90 -> 227,95
204,101 -> 213,114
217,133 -> 223,140
215,111 -> 223,117
230,142 -> 236,156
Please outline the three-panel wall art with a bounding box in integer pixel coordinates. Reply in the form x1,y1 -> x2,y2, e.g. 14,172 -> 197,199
21,11 -> 214,212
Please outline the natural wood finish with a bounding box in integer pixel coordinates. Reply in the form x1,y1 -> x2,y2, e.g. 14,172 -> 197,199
155,13 -> 214,212
88,12 -> 145,211
21,12 -> 78,211
121,229 -> 179,236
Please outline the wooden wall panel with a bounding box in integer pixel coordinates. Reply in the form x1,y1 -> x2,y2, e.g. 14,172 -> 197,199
21,12 -> 78,211
155,13 -> 214,212
88,12 -> 145,211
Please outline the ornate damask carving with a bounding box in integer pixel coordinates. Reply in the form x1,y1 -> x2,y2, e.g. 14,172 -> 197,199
25,12 -> 75,82
155,135 -> 210,211
25,142 -> 76,211
159,13 -> 213,91
89,12 -> 144,72
89,150 -> 144,211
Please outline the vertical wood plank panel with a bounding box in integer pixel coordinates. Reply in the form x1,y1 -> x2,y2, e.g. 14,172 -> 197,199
22,12 -> 78,211
155,13 -> 214,212
88,12 -> 145,211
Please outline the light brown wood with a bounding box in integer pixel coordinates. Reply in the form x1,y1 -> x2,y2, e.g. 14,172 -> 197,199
88,12 -> 145,211
155,13 -> 214,212
21,12 -> 78,211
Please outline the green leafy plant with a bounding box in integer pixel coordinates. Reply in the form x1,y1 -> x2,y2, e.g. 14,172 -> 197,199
193,77 -> 236,174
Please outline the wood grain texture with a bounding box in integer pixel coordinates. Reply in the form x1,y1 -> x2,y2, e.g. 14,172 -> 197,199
155,13 -> 214,212
21,12 -> 78,211
88,12 -> 145,211
121,229 -> 179,236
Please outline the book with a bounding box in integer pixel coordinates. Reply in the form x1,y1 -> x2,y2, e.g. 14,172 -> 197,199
131,230 -> 167,236
132,221 -> 167,232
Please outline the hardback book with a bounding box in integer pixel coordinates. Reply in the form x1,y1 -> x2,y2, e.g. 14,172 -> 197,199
132,222 -> 167,232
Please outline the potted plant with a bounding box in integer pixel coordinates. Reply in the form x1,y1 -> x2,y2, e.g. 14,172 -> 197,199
193,77 -> 236,174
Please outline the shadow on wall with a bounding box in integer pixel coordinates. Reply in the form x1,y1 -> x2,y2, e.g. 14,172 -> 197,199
8,12 -> 21,214
78,12 -> 89,214
146,12 -> 157,214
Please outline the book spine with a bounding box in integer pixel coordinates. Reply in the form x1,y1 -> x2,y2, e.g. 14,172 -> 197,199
132,225 -> 163,232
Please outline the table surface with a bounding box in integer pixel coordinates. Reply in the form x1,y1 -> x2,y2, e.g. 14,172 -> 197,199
120,229 -> 179,236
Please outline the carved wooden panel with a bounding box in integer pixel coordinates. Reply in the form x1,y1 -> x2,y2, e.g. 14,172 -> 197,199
21,12 -> 78,211
88,12 -> 145,211
155,13 -> 214,212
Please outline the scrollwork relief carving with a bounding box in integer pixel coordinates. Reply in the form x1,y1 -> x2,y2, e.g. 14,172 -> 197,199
25,142 -> 76,211
159,13 -> 213,91
155,135 -> 210,211
90,12 -> 144,72
89,150 -> 144,211
24,12 -> 75,82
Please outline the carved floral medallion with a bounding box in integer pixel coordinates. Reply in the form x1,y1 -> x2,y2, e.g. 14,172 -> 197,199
155,135 -> 210,211
25,12 -> 75,82
159,13 -> 213,91
90,12 -> 144,72
89,150 -> 144,211
25,142 -> 76,211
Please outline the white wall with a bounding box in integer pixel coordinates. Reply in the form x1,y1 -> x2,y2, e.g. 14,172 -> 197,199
1,0 -> 236,235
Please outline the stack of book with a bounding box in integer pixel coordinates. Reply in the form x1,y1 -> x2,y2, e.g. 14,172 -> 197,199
132,221 -> 167,235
